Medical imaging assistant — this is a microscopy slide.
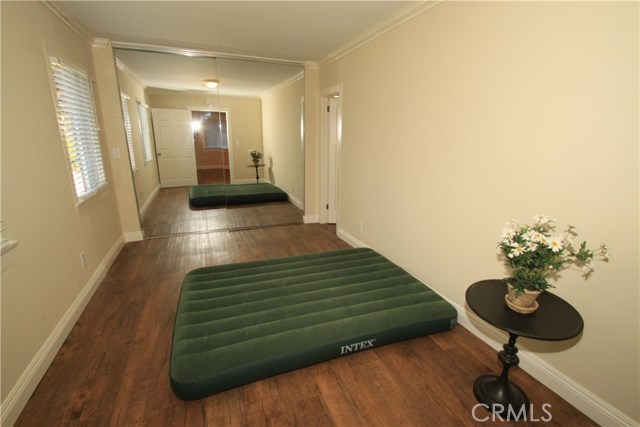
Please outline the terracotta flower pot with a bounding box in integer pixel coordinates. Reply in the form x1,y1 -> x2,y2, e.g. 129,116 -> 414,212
505,284 -> 541,314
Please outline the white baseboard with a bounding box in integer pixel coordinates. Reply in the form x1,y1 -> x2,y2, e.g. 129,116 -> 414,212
287,192 -> 303,211
244,180 -> 303,211
336,226 -> 368,249
335,227 -> 637,427
138,184 -> 160,219
123,231 -> 144,242
1,236 -> 125,427
303,215 -> 319,224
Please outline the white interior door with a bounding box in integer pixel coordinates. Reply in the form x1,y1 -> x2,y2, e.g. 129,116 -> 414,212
151,108 -> 197,188
327,96 -> 342,224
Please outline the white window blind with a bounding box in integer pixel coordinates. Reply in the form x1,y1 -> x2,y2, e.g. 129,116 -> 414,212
50,57 -> 107,204
136,102 -> 153,164
120,92 -> 137,172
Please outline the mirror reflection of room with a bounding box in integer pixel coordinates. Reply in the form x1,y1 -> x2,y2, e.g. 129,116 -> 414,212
114,49 -> 305,237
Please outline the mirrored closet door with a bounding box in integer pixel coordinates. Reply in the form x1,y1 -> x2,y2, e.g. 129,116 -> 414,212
114,47 -> 305,237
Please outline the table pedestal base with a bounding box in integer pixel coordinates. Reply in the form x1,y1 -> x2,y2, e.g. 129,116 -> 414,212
473,374 -> 530,419
473,332 -> 531,420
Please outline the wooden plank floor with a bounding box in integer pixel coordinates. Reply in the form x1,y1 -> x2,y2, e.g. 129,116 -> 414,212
15,224 -> 599,427
141,187 -> 303,237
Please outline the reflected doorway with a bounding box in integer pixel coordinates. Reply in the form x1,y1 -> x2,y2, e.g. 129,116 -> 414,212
192,110 -> 231,184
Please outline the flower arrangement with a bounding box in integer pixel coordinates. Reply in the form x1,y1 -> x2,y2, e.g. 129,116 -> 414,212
248,149 -> 262,161
499,214 -> 608,297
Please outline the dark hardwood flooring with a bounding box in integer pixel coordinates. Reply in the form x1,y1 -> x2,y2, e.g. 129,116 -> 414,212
15,224 -> 598,427
197,167 -> 230,185
141,187 -> 303,236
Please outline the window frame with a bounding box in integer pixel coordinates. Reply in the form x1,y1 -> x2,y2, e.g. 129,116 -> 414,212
49,56 -> 107,205
136,101 -> 154,164
120,92 -> 137,173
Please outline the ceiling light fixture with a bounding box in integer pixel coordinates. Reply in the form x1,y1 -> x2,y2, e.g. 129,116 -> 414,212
203,79 -> 219,89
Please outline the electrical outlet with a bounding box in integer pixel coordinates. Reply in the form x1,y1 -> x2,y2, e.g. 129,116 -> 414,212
79,252 -> 86,269
358,222 -> 364,234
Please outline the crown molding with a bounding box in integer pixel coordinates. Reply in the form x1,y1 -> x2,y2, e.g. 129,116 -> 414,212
41,1 -> 304,67
304,61 -> 319,70
40,1 -> 95,45
317,0 -> 445,68
111,41 -> 305,67
115,58 -> 147,90
92,38 -> 111,49
41,0 -> 437,70
261,71 -> 305,99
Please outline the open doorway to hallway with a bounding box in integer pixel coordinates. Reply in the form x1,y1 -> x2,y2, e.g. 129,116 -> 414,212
192,110 -> 231,184
320,86 -> 343,225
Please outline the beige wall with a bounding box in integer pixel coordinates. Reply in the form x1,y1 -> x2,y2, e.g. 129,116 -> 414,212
1,2 -> 126,424
319,1 -> 638,423
146,91 -> 263,183
92,45 -> 142,238
262,76 -> 305,206
116,67 -> 160,213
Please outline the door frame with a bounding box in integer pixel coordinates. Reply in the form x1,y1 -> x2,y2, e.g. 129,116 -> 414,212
319,83 -> 343,224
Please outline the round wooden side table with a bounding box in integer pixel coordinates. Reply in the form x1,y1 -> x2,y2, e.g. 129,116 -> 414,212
465,280 -> 584,419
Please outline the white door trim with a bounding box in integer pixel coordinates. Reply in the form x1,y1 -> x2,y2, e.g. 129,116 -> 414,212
319,83 -> 343,224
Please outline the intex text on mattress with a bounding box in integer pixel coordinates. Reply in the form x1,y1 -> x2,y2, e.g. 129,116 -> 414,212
170,248 -> 457,400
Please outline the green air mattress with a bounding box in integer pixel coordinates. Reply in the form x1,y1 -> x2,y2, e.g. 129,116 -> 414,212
170,248 -> 457,400
189,183 -> 288,207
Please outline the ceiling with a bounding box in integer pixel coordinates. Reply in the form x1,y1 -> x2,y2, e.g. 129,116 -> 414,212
55,1 -> 424,97
114,49 -> 305,97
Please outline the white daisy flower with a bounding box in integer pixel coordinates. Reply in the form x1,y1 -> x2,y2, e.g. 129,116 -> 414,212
501,227 -> 516,242
547,236 -> 563,252
524,230 -> 545,243
510,244 -> 524,258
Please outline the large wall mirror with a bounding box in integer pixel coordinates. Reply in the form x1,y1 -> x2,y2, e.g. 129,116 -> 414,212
114,48 -> 305,237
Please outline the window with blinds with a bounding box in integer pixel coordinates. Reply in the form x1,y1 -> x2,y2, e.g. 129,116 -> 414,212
120,92 -> 137,172
49,57 -> 107,204
136,102 -> 153,164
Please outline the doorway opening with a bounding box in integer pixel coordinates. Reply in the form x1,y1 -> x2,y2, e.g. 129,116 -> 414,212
320,86 -> 342,225
192,110 -> 231,184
